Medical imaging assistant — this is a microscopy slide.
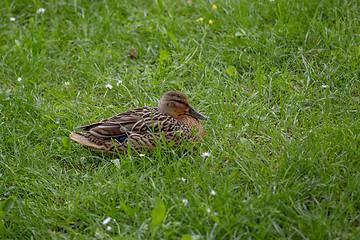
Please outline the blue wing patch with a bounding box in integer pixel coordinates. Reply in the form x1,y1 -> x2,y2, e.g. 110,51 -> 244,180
114,136 -> 128,143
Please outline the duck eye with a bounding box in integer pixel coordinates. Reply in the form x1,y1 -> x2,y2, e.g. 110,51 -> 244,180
174,100 -> 184,104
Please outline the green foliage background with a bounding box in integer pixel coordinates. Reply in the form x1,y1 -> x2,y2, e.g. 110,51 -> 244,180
1,0 -> 359,239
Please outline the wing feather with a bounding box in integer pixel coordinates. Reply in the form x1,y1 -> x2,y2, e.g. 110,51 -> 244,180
73,107 -> 188,139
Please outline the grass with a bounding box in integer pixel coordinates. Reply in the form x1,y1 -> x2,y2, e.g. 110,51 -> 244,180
1,0 -> 360,239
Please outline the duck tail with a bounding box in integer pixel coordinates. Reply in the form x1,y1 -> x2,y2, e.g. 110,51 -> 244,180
69,132 -> 105,150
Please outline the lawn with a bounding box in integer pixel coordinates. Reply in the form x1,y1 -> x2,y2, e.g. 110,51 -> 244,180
1,0 -> 360,239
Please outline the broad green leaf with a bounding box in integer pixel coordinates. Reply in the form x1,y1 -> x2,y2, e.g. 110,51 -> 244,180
151,198 -> 165,228
168,32 -> 178,49
226,66 -> 236,76
159,49 -> 169,61
62,137 -> 68,148
181,234 -> 192,240
1,196 -> 16,212
45,123 -> 56,130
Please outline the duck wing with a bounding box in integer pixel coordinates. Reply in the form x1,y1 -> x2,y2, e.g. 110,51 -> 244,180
74,107 -> 184,139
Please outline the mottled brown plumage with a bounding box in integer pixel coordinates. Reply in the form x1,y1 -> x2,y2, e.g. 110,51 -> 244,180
70,91 -> 206,155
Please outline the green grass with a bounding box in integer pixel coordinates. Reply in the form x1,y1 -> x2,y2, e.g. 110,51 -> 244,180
1,0 -> 360,239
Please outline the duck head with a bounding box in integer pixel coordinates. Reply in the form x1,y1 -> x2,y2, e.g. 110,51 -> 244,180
158,91 -> 207,120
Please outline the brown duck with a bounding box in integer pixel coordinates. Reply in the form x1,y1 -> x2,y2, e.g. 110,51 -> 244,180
70,91 -> 206,155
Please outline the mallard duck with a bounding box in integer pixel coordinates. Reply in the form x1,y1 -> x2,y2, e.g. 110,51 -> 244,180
70,91 -> 207,155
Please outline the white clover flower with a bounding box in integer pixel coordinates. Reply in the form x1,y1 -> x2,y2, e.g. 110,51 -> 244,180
102,217 -> 112,225
206,208 -> 211,213
106,226 -> 112,231
201,152 -> 211,158
64,82 -> 70,86
10,17 -> 16,22
321,85 -> 329,88
116,80 -> 123,86
210,190 -> 216,196
37,8 -> 45,14
139,153 -> 145,157
178,177 -> 186,182
17,77 -> 22,82
214,212 -> 218,216
182,198 -> 188,206
105,84 -> 113,89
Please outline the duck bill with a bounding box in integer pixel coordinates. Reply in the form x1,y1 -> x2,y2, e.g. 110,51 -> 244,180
188,106 -> 207,120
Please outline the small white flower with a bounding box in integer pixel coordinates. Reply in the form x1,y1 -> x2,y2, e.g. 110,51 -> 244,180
139,153 -> 145,157
201,152 -> 211,158
17,77 -> 22,82
37,8 -> 45,14
106,226 -> 112,231
321,85 -> 329,88
270,0 -> 275,2
182,198 -> 188,206
210,190 -> 216,196
116,80 -> 122,86
105,84 -> 113,89
64,82 -> 70,85
178,177 -> 186,182
206,208 -> 211,213
102,217 -> 112,225
65,201 -> 71,204
214,212 -> 218,216
10,17 -> 16,21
